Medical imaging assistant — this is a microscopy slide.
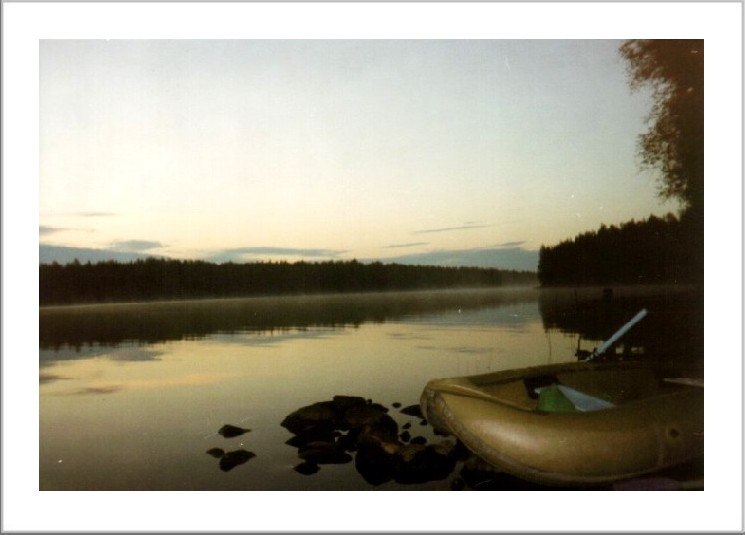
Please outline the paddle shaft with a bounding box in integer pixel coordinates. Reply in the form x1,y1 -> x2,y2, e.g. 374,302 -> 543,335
593,308 -> 648,357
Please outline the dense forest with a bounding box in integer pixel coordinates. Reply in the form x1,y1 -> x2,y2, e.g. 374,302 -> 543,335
39,258 -> 537,305
537,213 -> 701,286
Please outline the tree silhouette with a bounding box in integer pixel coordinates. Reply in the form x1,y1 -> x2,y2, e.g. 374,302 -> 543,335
538,214 -> 696,286
39,258 -> 537,305
620,39 -> 704,216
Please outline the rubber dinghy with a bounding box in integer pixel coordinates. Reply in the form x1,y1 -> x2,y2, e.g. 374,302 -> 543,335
420,360 -> 703,487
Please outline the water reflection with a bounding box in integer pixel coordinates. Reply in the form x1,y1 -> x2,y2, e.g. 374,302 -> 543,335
203,424 -> 258,472
206,448 -> 257,472
39,345 -> 165,371
40,288 -> 539,351
539,285 -> 703,364
40,286 -> 703,366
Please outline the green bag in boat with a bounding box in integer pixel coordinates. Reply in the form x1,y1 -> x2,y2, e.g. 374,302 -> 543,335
536,384 -> 577,413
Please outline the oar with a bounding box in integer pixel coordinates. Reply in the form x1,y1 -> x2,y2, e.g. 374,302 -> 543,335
591,308 -> 648,360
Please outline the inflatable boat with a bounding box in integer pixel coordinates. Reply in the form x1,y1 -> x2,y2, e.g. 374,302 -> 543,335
420,360 -> 703,486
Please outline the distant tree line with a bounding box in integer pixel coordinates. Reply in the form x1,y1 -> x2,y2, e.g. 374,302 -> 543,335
537,213 -> 700,286
39,258 -> 537,305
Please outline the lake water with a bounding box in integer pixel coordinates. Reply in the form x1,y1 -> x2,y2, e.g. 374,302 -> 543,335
39,285 -> 702,491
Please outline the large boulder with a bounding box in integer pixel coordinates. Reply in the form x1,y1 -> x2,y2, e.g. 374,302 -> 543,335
280,401 -> 340,435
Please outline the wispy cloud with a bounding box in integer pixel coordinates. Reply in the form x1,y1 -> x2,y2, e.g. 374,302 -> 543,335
76,211 -> 117,217
110,240 -> 164,252
236,247 -> 345,257
40,244 -> 156,264
497,240 -> 526,248
39,225 -> 66,236
375,244 -> 539,271
384,242 -> 429,249
75,385 -> 124,396
40,211 -> 118,218
412,223 -> 491,235
40,225 -> 97,241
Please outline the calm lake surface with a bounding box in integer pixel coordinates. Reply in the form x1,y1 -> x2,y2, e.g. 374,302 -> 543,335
39,285 -> 703,491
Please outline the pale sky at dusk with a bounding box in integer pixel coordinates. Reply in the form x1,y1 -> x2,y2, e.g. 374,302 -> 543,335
39,39 -> 673,270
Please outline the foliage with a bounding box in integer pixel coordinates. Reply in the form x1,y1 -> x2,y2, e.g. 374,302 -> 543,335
537,214 -> 699,286
619,39 -> 704,215
39,258 -> 537,305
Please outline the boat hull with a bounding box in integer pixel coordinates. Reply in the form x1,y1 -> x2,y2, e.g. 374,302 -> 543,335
420,361 -> 703,486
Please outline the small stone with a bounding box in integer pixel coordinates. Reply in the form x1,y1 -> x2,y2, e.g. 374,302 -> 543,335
400,404 -> 423,418
218,424 -> 251,438
206,447 -> 225,458
293,461 -> 320,475
219,449 -> 256,472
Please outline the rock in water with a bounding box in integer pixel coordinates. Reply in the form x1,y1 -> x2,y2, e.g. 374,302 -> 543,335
394,442 -> 457,484
281,395 -> 461,487
285,429 -> 337,448
280,401 -> 339,435
298,441 -> 353,465
331,395 -> 367,413
206,447 -> 225,458
218,424 -> 251,438
354,434 -> 398,486
219,449 -> 256,472
293,461 -> 320,475
400,404 -> 423,418
343,403 -> 390,429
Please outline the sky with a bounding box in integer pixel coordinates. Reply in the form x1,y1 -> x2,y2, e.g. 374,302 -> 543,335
39,39 -> 674,270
